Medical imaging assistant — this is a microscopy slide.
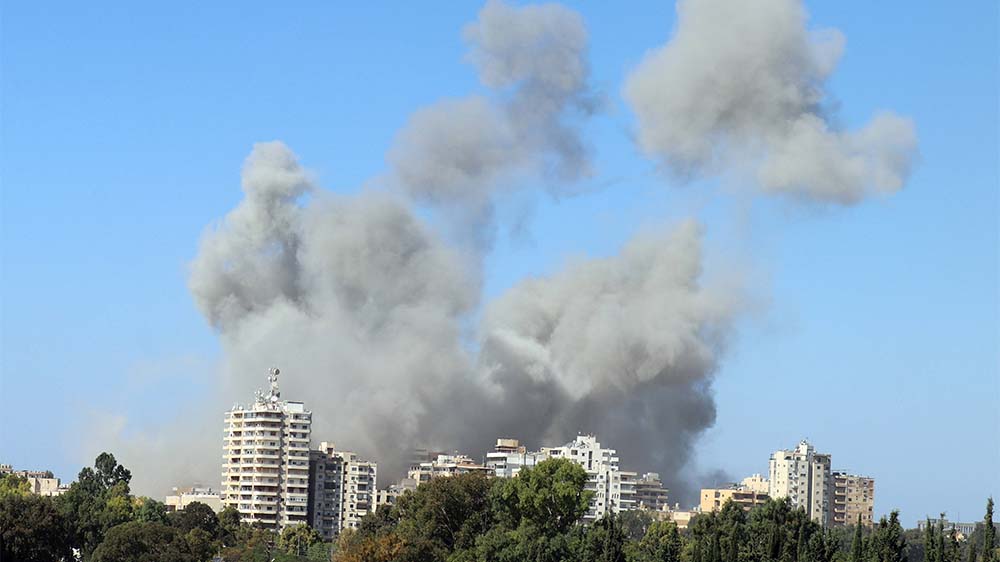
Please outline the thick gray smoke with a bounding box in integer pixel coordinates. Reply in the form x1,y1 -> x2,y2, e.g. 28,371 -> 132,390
102,0 -> 917,506
188,142 -> 737,501
476,221 -> 739,501
389,0 -> 595,242
623,0 -> 918,203
190,141 -> 480,478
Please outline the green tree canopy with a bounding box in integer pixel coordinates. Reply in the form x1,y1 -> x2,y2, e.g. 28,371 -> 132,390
0,493 -> 74,562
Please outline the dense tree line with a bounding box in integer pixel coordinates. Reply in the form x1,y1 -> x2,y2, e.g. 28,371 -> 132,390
0,452 -> 332,562
0,453 -> 996,562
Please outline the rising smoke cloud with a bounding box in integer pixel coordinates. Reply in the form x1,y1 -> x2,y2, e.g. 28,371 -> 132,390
187,140 -> 738,502
623,0 -> 918,203
476,221 -> 739,501
97,0 -> 916,506
389,0 -> 596,243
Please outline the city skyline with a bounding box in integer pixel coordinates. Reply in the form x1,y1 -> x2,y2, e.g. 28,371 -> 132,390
2,0 -> 997,532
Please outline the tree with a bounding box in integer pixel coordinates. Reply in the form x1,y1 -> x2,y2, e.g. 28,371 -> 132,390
90,520 -> 209,562
56,451 -> 136,558
0,473 -> 31,498
576,514 -> 626,562
926,519 -> 939,562
630,519 -> 682,562
851,517 -> 864,562
168,501 -> 219,536
279,524 -> 321,556
218,506 -> 242,547
490,458 -> 592,536
619,509 -> 655,542
939,517 -> 948,562
0,493 -> 74,562
134,497 -> 168,524
391,471 -> 494,561
985,498 -> 996,562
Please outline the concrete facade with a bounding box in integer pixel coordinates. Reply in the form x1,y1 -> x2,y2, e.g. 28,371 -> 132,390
308,442 -> 377,541
768,440 -> 832,525
633,472 -> 670,512
541,435 -> 636,521
221,369 -> 312,530
699,486 -> 770,513
165,486 -> 223,513
830,472 -> 875,528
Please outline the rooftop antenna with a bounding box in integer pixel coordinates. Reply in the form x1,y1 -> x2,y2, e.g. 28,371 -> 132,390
268,367 -> 281,400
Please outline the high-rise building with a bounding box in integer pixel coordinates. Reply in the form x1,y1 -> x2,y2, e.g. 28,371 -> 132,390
307,442 -> 377,541
633,472 -> 670,512
768,440 -> 831,525
830,472 -> 875,528
221,368 -> 312,530
541,435 -> 636,520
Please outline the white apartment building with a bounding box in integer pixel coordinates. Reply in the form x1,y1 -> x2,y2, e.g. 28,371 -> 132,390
485,438 -> 548,478
308,442 -> 377,541
542,435 -> 636,520
408,453 -> 492,485
768,440 -> 831,525
221,368 -> 312,530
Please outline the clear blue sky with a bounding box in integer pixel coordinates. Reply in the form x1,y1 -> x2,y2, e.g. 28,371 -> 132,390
1,1 -> 997,526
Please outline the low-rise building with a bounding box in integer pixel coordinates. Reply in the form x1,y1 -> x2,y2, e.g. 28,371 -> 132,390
917,518 -> 977,538
665,505 -> 700,530
699,486 -> 770,513
165,486 -> 223,512
486,439 -> 548,478
1,464 -> 65,496
408,453 -> 492,485
739,474 -> 770,495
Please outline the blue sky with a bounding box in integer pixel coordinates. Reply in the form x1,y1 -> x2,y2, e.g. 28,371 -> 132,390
1,1 -> 997,525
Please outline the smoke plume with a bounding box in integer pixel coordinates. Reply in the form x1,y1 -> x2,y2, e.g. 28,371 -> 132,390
188,141 -> 737,501
389,0 -> 596,242
96,0 -> 917,507
476,221 -> 739,501
623,0 -> 918,203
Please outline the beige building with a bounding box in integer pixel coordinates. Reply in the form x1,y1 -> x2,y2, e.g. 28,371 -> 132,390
221,368 -> 312,530
700,486 -> 770,513
165,486 -> 223,513
308,442 -> 377,540
1,465 -> 65,496
740,474 -> 770,494
665,505 -> 700,530
769,440 -> 832,525
830,472 -> 874,528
